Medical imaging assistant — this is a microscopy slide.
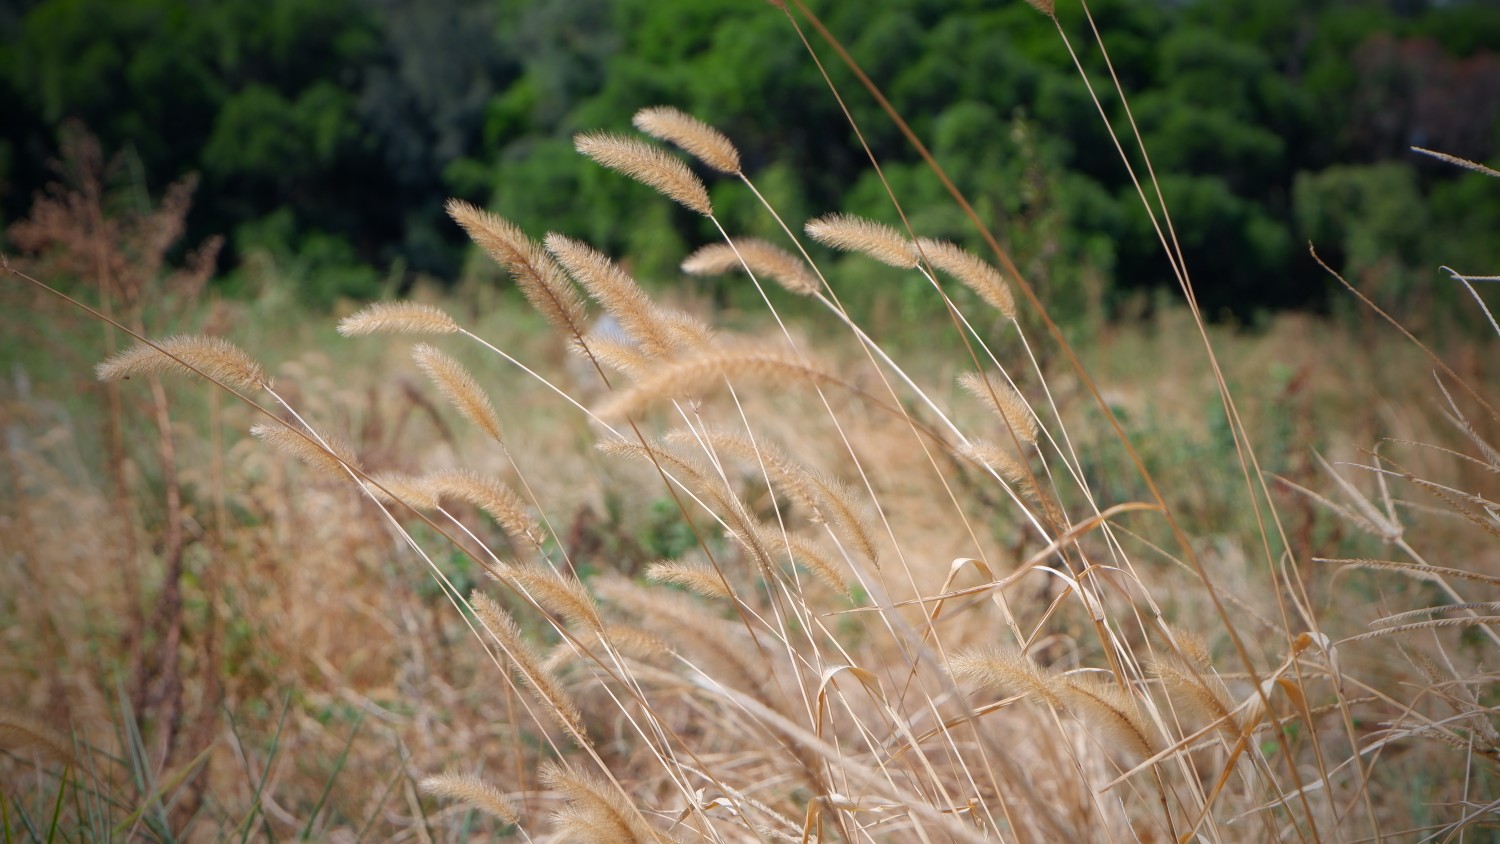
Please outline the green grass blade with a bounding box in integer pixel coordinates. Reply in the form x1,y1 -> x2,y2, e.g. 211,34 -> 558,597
297,713 -> 363,841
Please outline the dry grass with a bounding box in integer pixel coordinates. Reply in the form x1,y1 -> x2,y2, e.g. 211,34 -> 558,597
4,9 -> 1499,844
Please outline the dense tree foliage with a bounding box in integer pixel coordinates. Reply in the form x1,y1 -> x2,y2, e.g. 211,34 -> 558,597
2,0 -> 1496,318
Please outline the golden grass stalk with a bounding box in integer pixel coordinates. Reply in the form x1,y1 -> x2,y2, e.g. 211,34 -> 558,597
470,590 -> 586,741
805,213 -> 917,269
413,343 -> 504,443
574,131 -> 712,216
545,233 -> 710,359
96,335 -> 269,393
250,422 -> 360,480
632,105 -> 741,175
426,469 -> 544,549
915,237 -> 1016,320
681,239 -> 820,296
594,346 -> 842,422
540,760 -> 664,844
958,371 -> 1038,445
368,471 -> 443,510
493,561 -> 604,633
337,301 -> 460,336
420,769 -> 521,826
446,199 -> 590,339
645,559 -> 734,600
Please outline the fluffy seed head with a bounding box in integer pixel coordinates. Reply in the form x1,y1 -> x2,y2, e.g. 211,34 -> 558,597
682,239 -> 820,296
916,237 -> 1016,320
805,213 -> 917,268
633,105 -> 741,174
420,770 -> 520,826
575,131 -> 712,216
958,371 -> 1038,445
338,302 -> 460,336
413,343 -> 504,443
251,422 -> 361,480
96,335 -> 269,393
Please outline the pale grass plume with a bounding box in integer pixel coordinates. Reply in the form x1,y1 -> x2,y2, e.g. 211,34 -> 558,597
632,105 -> 741,174
545,233 -> 710,358
757,524 -> 849,595
96,334 -> 268,393
949,646 -> 1064,708
446,199 -> 590,339
682,238 -> 820,295
805,212 -> 917,269
1055,675 -> 1159,760
540,760 -> 665,844
337,301 -> 460,336
1149,649 -> 1239,742
956,438 -> 1029,487
250,422 -> 360,480
470,590 -> 586,741
646,559 -> 735,600
493,561 -> 604,633
959,371 -> 1038,445
574,131 -> 712,216
413,343 -> 504,443
576,335 -> 651,377
426,468 -> 545,549
420,769 -> 521,826
594,345 -> 843,422
915,237 -> 1016,320
368,471 -> 442,510
0,713 -> 76,768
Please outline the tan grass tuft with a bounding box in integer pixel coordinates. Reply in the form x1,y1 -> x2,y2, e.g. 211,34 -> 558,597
541,760 -> 660,844
493,561 -> 603,633
757,525 -> 849,595
545,233 -> 709,358
633,105 -> 741,174
958,371 -> 1038,445
594,346 -> 842,421
413,343 -> 504,443
368,471 -> 442,510
0,713 -> 76,768
426,469 -> 544,549
470,591 -> 586,741
574,131 -> 712,216
96,335 -> 269,393
250,422 -> 360,480
1149,652 -> 1239,742
646,559 -> 734,600
576,336 -> 651,377
956,439 -> 1029,487
1056,676 -> 1159,760
420,769 -> 521,826
949,646 -> 1064,708
915,237 -> 1016,320
1024,0 -> 1055,17
805,213 -> 917,269
337,301 -> 460,336
446,199 -> 590,339
682,239 -> 820,296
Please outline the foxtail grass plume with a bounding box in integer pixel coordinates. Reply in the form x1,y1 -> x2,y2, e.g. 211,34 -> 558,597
96,335 -> 269,393
545,233 -> 709,358
420,770 -> 520,826
413,343 -> 504,443
633,105 -> 741,175
682,239 -> 820,296
337,301 -> 460,336
492,561 -> 603,633
250,422 -> 361,480
915,237 -> 1016,320
805,213 -> 917,269
958,371 -> 1038,445
425,469 -> 544,549
469,590 -> 586,741
540,760 -> 660,844
594,346 -> 842,422
645,559 -> 734,600
446,199 -> 590,338
368,471 -> 443,510
575,131 -> 712,216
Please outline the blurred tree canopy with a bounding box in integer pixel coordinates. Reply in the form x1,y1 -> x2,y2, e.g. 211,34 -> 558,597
2,0 -> 1497,318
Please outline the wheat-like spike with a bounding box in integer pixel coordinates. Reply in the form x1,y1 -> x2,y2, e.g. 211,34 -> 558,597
915,237 -> 1017,320
96,335 -> 269,393
956,439 -> 1030,487
575,131 -> 712,216
545,233 -> 703,359
633,105 -> 741,175
250,422 -> 360,480
803,473 -> 879,564
1056,676 -> 1159,760
949,646 -> 1064,708
413,343 -> 504,443
682,239 -> 820,296
646,559 -> 735,600
470,591 -> 586,741
757,525 -> 849,595
493,561 -> 603,633
368,471 -> 442,510
574,336 -> 651,378
337,301 -> 460,336
426,469 -> 544,549
959,371 -> 1039,445
541,760 -> 662,844
805,213 -> 917,269
0,713 -> 76,767
1023,0 -> 1056,17
594,346 -> 843,421
1149,654 -> 1239,742
446,199 -> 590,340
420,769 -> 521,826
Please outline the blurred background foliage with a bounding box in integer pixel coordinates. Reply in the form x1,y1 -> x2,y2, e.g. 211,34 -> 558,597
2,0 -> 1497,321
